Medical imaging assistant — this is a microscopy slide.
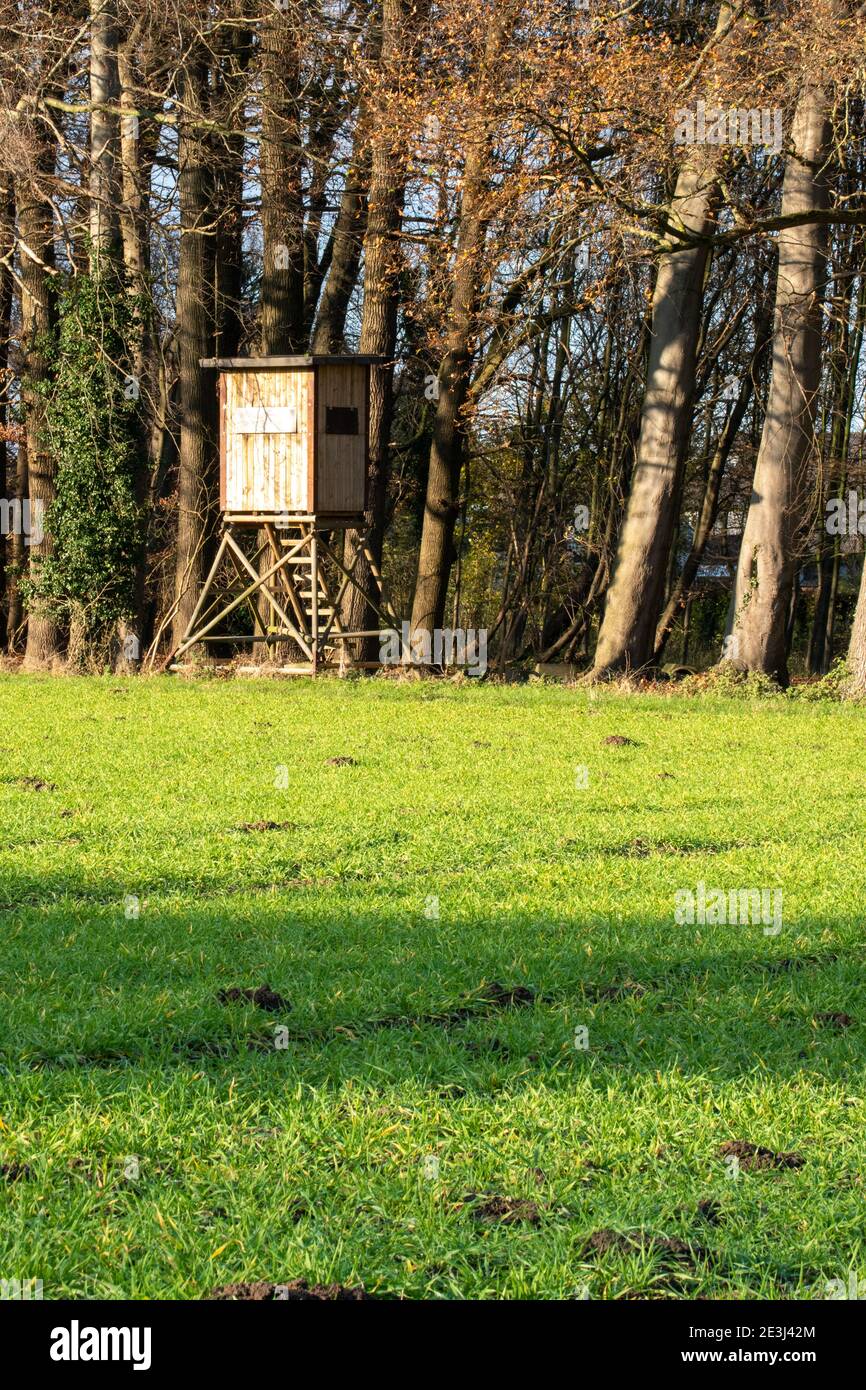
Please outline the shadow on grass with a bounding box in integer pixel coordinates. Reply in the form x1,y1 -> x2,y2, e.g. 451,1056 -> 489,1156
2,866 -> 863,1088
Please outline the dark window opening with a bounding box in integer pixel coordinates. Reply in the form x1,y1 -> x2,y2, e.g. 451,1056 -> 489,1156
325,406 -> 359,436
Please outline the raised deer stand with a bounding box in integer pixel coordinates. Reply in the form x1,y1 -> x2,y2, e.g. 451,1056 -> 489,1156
165,355 -> 402,676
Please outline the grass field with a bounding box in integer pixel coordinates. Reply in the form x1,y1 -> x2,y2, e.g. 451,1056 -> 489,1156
0,673 -> 864,1300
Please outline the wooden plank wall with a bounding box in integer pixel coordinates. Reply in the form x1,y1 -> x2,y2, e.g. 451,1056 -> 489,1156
316,363 -> 367,514
225,370 -> 310,512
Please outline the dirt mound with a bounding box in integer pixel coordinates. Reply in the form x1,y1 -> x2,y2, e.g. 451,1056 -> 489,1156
583,1229 -> 696,1261
1,1162 -> 33,1182
17,776 -> 56,791
208,1279 -> 374,1301
217,983 -> 291,1013
466,1193 -> 541,1225
476,981 -> 535,1009
234,820 -> 294,833
717,1140 -> 805,1170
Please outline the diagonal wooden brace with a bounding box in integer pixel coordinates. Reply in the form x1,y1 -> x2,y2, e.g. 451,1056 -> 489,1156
172,532 -> 313,660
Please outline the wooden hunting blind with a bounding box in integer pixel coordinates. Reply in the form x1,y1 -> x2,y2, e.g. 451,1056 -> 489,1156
168,355 -> 403,676
214,355 -> 374,522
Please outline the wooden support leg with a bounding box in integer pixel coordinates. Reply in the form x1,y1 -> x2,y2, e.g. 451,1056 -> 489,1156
310,531 -> 319,676
176,531 -> 230,648
359,534 -> 399,625
173,539 -> 313,661
166,519 -> 406,679
223,530 -> 314,659
318,533 -> 399,632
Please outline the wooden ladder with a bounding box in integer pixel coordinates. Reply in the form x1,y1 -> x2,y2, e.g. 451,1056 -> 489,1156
267,527 -> 343,667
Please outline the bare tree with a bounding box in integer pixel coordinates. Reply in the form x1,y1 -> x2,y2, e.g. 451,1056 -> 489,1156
724,83 -> 834,683
409,6 -> 508,642
340,0 -> 419,658
17,118 -> 60,669
259,1 -> 304,354
171,44 -> 217,649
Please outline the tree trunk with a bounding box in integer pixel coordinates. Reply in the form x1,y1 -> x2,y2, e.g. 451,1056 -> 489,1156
116,29 -> 160,671
213,24 -> 250,363
653,297 -> 772,661
590,147 -> 720,676
409,14 -> 506,640
0,174 -> 13,645
311,145 -> 369,354
809,250 -> 864,674
17,129 -> 60,669
88,0 -> 122,266
589,3 -> 745,678
339,0 -> 412,661
90,0 -> 145,673
259,3 -> 304,354
846,550 -> 866,694
252,6 -> 305,659
5,440 -> 26,650
725,83 -> 833,684
171,54 -> 217,650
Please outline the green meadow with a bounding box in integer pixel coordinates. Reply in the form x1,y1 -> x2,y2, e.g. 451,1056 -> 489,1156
0,675 -> 864,1300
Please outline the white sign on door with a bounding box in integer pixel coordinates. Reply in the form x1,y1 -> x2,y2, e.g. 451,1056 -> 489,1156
234,405 -> 298,434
